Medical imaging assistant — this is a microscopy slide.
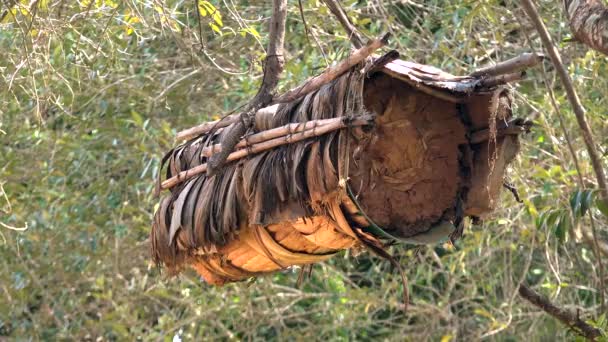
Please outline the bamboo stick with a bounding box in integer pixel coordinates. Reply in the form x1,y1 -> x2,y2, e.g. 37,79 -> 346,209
161,116 -> 374,190
176,116 -> 238,141
201,118 -> 340,157
176,105 -> 280,141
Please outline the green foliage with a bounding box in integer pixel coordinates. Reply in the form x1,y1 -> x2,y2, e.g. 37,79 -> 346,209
1,0 -> 608,340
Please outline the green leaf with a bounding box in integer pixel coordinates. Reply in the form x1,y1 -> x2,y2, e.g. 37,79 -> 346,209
581,189 -> 595,217
546,210 -> 561,228
554,211 -> 570,243
535,210 -> 547,230
596,198 -> 608,218
130,109 -> 143,127
570,188 -> 583,220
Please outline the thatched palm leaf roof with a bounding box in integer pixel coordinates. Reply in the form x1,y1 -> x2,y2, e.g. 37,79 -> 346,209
152,68 -> 369,276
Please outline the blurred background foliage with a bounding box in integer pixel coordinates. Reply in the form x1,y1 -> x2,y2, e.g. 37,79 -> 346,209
1,0 -> 608,340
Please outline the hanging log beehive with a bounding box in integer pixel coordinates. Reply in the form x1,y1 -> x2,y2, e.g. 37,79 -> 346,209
151,53 -> 538,286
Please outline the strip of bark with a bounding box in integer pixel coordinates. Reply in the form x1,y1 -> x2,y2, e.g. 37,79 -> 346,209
273,33 -> 390,104
161,116 -> 374,190
380,67 -> 465,103
564,0 -> 608,55
321,0 -> 364,48
518,284 -> 602,340
470,52 -> 545,77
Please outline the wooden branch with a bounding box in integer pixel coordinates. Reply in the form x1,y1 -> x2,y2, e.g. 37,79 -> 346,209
161,115 -> 374,190
206,112 -> 250,176
206,0 -> 287,176
252,0 -> 288,105
273,33 -> 390,104
518,284 -> 601,340
521,0 -> 608,200
201,117 -> 341,157
321,0 -> 364,48
565,0 -> 608,55
470,53 -> 545,77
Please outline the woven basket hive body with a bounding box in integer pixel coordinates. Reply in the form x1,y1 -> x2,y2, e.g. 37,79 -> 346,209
151,60 -> 521,285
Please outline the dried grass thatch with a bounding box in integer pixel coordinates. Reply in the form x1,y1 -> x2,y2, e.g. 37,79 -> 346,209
151,56 -> 533,286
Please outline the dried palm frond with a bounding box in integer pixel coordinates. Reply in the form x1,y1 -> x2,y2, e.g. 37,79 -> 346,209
151,67 -> 371,282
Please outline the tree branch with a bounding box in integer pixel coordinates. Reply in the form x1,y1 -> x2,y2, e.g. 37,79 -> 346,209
273,33 -> 390,104
470,52 -> 545,77
206,0 -> 287,176
518,284 -> 602,340
520,0 -> 608,201
564,0 -> 608,55
252,0 -> 287,106
321,0 -> 364,48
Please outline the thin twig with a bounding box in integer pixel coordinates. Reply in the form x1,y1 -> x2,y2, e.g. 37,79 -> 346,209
321,0 -> 364,48
0,0 -> 17,23
297,0 -> 329,66
515,9 -> 608,289
273,33 -> 390,104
